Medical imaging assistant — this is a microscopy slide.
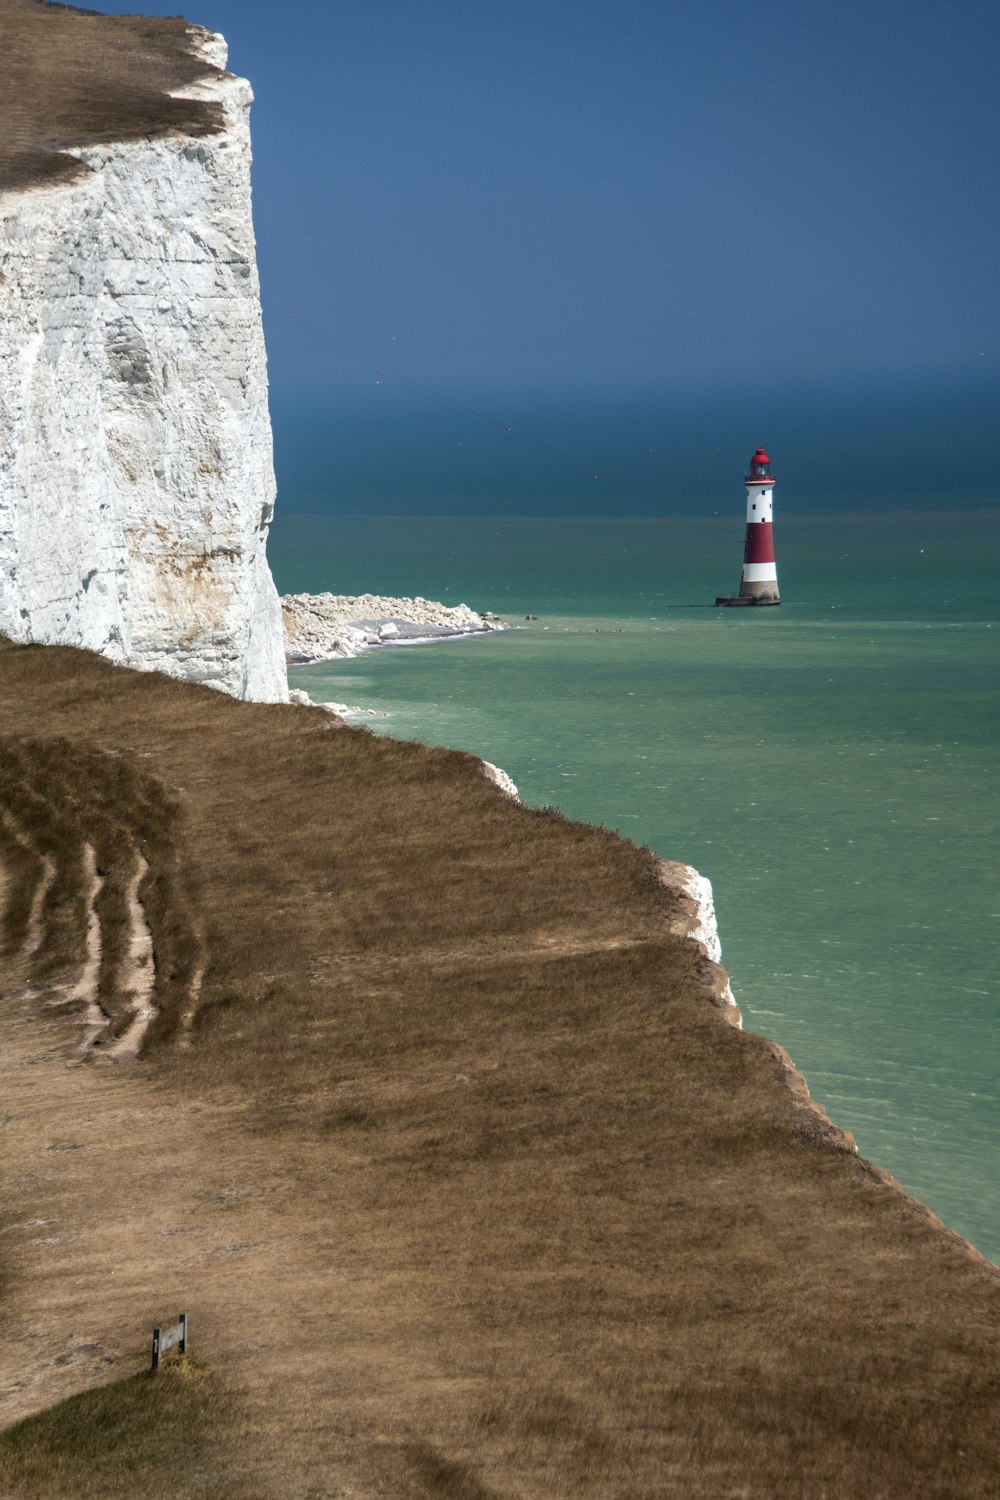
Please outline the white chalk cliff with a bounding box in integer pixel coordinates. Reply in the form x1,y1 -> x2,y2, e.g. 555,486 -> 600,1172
0,29 -> 287,701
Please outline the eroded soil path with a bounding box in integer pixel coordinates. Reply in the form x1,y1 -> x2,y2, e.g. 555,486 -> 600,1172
0,739 -> 203,1056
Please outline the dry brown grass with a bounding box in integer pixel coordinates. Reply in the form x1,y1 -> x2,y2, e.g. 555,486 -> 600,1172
0,634 -> 998,1499
0,734 -> 202,1043
0,0 -> 225,191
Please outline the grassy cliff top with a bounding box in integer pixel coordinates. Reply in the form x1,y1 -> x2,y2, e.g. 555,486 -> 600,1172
0,0 -> 225,192
0,635 -> 998,1498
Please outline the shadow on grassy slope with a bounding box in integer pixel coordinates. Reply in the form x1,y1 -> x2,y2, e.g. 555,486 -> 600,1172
0,1360 -> 261,1500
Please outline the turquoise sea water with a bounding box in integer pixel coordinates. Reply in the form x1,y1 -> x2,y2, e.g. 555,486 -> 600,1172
272,509 -> 1000,1264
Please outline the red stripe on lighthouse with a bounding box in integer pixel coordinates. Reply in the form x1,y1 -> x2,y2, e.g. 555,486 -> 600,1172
743,522 -> 775,564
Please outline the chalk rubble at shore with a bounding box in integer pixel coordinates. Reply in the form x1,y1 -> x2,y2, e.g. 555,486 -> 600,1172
282,592 -> 504,663
287,687 -> 379,719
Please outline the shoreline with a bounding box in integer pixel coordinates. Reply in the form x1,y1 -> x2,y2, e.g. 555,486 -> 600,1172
286,625 -> 499,668
4,630 -> 1000,1493
281,591 -> 504,666
282,581 -> 1000,1268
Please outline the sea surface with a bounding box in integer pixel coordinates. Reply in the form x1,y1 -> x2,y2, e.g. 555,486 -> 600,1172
271,507 -> 1000,1265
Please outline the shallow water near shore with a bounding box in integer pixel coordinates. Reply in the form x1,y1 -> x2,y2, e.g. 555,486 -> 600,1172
274,508 -> 1000,1264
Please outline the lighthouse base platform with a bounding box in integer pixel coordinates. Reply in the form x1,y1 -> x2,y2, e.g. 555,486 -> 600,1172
714,595 -> 781,608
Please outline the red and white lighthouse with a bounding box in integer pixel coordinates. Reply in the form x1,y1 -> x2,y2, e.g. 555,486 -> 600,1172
715,446 -> 781,606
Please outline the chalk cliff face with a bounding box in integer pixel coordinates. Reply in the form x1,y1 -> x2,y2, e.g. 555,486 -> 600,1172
0,26 -> 287,702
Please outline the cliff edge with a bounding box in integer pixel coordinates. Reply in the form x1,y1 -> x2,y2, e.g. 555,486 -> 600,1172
0,0 -> 287,701
1,636 -> 998,1498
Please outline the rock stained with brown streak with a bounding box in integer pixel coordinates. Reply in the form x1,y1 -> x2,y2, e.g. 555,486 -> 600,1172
0,0 -> 288,701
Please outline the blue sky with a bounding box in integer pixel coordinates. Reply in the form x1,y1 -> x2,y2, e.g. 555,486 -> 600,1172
88,0 -> 998,507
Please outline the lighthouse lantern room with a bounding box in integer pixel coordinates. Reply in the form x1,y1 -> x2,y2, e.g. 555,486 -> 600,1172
715,446 -> 781,607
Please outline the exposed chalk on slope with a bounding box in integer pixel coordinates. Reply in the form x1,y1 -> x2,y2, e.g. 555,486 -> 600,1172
24,852 -> 55,961
48,843 -> 105,1048
0,745 -> 204,1058
656,857 -> 741,1026
481,761 -> 519,800
106,855 -> 156,1059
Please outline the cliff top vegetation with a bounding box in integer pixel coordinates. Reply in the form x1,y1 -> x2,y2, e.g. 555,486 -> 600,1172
0,0 -> 225,192
0,634 -> 998,1498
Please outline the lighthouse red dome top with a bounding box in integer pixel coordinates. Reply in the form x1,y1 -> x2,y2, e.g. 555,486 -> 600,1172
745,446 -> 776,484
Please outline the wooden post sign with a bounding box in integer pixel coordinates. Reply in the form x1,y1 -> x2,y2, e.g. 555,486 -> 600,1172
151,1312 -> 188,1371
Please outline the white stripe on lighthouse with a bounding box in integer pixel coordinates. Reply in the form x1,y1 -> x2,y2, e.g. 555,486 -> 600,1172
745,484 -> 774,521
742,561 -> 779,582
